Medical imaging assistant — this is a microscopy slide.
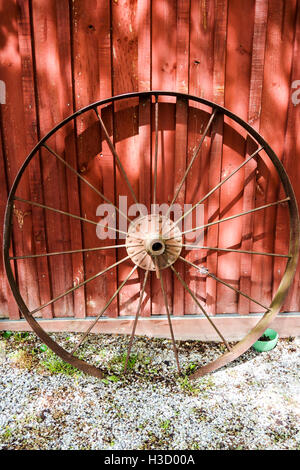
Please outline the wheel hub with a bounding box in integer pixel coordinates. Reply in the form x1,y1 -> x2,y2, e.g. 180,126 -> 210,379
126,214 -> 182,271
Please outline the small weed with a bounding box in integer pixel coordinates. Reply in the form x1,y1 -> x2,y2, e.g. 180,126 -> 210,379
1,426 -> 12,442
40,349 -> 81,376
178,375 -> 200,395
13,332 -> 29,342
101,374 -> 120,384
159,419 -> 171,431
123,353 -> 138,370
107,374 -> 120,382
138,420 -> 149,430
2,331 -> 13,339
190,442 -> 200,450
107,351 -> 138,372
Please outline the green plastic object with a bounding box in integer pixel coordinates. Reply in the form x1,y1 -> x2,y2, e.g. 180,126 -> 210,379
252,328 -> 278,352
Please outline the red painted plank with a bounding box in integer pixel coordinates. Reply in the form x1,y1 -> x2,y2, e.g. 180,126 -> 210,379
31,0 -> 74,317
97,1 -> 116,317
63,130 -> 86,319
137,0 -> 151,316
99,105 -> 118,318
173,98 -> 188,316
152,0 -> 177,98
216,0 -> 255,313
272,0 -> 298,307
2,314 -> 300,341
0,0 -> 40,316
172,0 -> 190,316
149,101 -> 175,315
137,0 -> 151,92
16,0 -> 53,318
206,0 -> 228,314
71,0 -> 117,317
251,0 -> 297,311
185,0 -> 214,315
32,1 -> 76,316
112,0 -> 140,316
0,119 -> 19,319
151,0 -> 177,314
238,0 -> 268,314
275,0 -> 300,311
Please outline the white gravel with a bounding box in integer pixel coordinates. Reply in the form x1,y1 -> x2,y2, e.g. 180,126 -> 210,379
0,332 -> 299,450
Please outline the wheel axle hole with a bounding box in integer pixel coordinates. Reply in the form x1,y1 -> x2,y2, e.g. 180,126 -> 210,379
152,242 -> 163,252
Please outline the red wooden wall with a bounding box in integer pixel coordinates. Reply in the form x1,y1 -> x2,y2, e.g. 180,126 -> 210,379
0,0 -> 300,327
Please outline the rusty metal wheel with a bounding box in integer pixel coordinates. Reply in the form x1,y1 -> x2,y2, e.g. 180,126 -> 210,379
3,91 -> 299,379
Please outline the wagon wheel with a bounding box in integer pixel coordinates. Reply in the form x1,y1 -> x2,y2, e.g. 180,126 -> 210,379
3,91 -> 299,380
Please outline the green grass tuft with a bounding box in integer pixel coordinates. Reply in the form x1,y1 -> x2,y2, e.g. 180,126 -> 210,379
40,349 -> 81,376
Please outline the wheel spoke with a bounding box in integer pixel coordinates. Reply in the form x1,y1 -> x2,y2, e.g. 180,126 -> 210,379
164,108 -> 217,220
180,256 -> 270,311
174,197 -> 290,238
124,269 -> 149,373
10,244 -> 130,260
94,107 -> 139,206
43,143 -> 131,223
181,244 -> 291,258
14,196 -> 135,239
158,264 -> 181,374
153,95 -> 159,215
71,264 -> 138,354
170,146 -> 263,231
170,264 -> 231,351
29,253 -> 142,315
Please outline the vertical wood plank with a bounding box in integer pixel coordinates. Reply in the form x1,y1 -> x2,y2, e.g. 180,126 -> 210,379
251,0 -> 297,311
238,0 -> 268,314
151,0 -> 177,315
71,0 -> 116,317
0,0 -> 40,316
137,0 -> 151,316
206,0 -> 228,314
0,119 -> 19,318
152,0 -> 177,94
185,0 -> 214,315
173,0 -> 190,316
216,0 -> 255,313
31,0 -> 74,317
17,0 -> 53,318
112,0 -> 140,315
274,0 -> 300,311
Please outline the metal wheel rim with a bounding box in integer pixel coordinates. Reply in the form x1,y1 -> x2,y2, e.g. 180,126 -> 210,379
3,90 -> 300,379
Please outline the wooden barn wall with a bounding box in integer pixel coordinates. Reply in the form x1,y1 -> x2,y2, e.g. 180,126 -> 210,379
0,0 -> 300,323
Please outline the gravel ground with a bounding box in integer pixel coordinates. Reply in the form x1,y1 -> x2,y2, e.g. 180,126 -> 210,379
0,331 -> 299,450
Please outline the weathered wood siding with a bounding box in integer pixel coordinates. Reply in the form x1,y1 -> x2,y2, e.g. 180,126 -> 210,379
0,0 -> 299,324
